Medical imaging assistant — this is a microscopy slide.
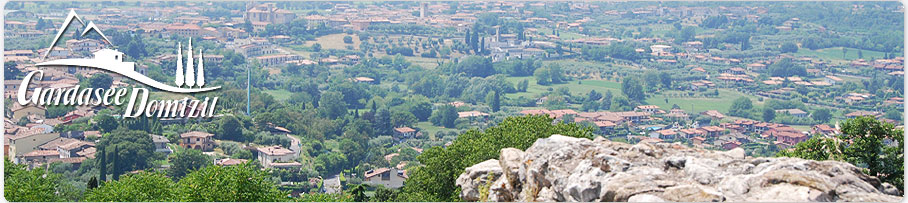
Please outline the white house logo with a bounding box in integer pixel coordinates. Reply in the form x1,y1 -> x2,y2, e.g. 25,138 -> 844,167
16,9 -> 221,118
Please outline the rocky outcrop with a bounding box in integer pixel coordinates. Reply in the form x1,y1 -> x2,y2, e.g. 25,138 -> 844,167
456,135 -> 902,202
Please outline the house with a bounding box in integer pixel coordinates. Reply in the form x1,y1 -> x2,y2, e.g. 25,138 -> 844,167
700,126 -> 726,137
56,141 -> 94,158
700,110 -> 726,120
179,131 -> 214,151
691,136 -> 706,146
811,124 -> 838,137
215,158 -> 248,166
10,104 -> 46,121
164,23 -> 202,37
679,128 -> 706,139
8,133 -> 59,163
650,129 -> 678,140
245,3 -> 296,26
593,121 -> 617,132
363,167 -> 407,188
746,63 -> 766,71
845,111 -> 882,119
351,77 -> 376,84
392,127 -> 418,141
775,109 -> 808,118
256,145 -> 298,169
773,131 -> 808,145
21,150 -> 60,166
150,134 -> 173,154
824,76 -> 843,85
255,54 -> 302,67
66,38 -> 105,53
722,141 -> 742,150
650,44 -> 672,56
458,111 -> 490,119
267,125 -> 292,135
635,105 -> 661,114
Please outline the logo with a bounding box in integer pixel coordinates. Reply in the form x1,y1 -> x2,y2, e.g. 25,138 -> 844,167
16,9 -> 221,118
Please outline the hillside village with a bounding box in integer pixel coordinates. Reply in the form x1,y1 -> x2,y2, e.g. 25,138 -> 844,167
3,1 -> 904,201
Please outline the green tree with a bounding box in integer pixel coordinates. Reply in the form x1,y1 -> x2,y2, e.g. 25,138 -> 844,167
678,26 -> 696,42
87,176 -> 98,189
176,163 -> 287,202
89,73 -> 114,89
372,186 -> 397,201
812,109 -> 832,123
621,77 -> 646,102
168,149 -> 212,179
517,79 -> 529,92
533,67 -> 552,85
99,129 -> 156,178
728,97 -> 754,118
398,115 -> 593,201
408,98 -> 434,121
763,108 -> 776,122
95,114 -> 119,133
487,90 -> 501,112
349,184 -> 367,202
311,43 -> 322,52
391,111 -> 418,127
4,159 -> 64,202
839,116 -> 904,191
84,172 -> 178,202
429,104 -> 458,128
218,115 -> 245,141
780,42 -> 799,53
778,116 -> 904,192
343,35 -> 354,44
319,91 -> 348,119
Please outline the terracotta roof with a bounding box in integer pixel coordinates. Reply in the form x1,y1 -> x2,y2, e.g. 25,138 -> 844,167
48,157 -> 87,164
23,150 -> 59,157
257,146 -> 293,156
39,137 -> 80,150
216,158 -> 248,166
59,141 -> 94,151
180,131 -> 213,138
394,127 -> 416,133
365,168 -> 391,179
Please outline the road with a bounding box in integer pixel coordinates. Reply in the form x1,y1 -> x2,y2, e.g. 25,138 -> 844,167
323,174 -> 342,194
286,134 -> 301,157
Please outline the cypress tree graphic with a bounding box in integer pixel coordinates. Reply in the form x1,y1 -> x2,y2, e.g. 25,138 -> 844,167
197,49 -> 205,87
175,42 -> 184,87
185,38 -> 196,87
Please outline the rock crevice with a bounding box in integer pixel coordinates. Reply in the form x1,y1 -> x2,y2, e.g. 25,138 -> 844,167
455,135 -> 902,202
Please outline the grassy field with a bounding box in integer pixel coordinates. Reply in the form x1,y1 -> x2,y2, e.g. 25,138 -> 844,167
304,33 -> 361,51
415,121 -> 457,140
264,89 -> 292,102
534,27 -> 586,40
504,76 -> 623,99
794,47 -> 893,63
644,89 -> 764,114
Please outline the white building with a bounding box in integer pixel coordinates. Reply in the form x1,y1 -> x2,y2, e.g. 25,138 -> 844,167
362,167 -> 407,188
256,145 -> 298,169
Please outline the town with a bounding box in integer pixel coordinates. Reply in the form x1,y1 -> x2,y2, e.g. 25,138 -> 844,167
3,1 -> 904,202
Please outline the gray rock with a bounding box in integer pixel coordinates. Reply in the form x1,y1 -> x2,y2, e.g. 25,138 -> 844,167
456,135 -> 902,202
627,194 -> 666,202
456,159 -> 502,201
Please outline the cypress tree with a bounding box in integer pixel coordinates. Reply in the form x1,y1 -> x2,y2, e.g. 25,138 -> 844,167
98,146 -> 106,181
111,146 -> 120,180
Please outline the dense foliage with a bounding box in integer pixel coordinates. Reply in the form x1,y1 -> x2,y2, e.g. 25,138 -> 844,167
777,116 -> 904,192
398,115 -> 594,201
